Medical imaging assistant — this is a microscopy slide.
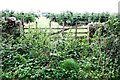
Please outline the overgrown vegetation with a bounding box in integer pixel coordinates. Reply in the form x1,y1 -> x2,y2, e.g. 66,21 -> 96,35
1,11 -> 120,80
0,10 -> 38,23
44,11 -> 111,26
0,10 -> 38,38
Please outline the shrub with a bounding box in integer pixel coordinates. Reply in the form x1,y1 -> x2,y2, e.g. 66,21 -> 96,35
61,58 -> 79,72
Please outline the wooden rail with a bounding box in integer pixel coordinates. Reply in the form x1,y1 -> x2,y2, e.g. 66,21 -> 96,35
23,21 -> 90,40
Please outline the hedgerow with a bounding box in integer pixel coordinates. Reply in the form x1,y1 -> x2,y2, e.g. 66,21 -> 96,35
44,11 -> 111,26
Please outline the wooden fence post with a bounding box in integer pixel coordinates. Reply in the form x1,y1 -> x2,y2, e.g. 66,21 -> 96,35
75,22 -> 77,39
29,21 -> 30,29
49,20 -> 52,35
21,14 -> 24,35
49,20 -> 52,28
62,22 -> 65,37
87,25 -> 90,43
36,21 -> 38,29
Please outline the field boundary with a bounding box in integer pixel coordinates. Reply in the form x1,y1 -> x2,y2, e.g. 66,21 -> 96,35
24,21 -> 90,40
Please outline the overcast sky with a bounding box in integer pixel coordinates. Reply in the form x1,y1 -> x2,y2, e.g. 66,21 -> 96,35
0,0 -> 119,13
